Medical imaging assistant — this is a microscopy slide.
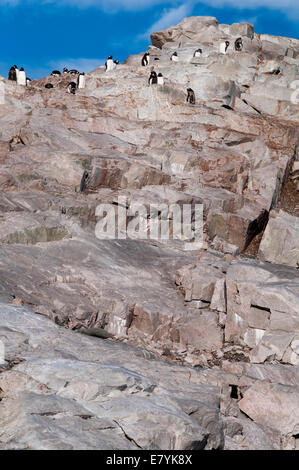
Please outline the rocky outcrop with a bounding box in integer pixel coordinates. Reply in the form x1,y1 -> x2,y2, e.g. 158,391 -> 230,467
0,15 -> 298,449
259,210 -> 299,267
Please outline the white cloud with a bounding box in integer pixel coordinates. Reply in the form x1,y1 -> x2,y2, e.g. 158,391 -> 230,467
139,3 -> 193,40
0,0 -> 298,17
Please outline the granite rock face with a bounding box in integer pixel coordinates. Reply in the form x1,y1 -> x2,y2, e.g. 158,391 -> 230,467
0,16 -> 298,449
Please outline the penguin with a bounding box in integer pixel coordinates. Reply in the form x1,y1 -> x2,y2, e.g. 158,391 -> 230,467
8,66 -> 17,81
220,41 -> 230,54
194,49 -> 202,58
148,70 -> 158,85
141,52 -> 150,66
17,67 -> 27,86
26,77 -> 31,85
63,67 -> 69,74
234,37 -> 243,52
171,52 -> 179,62
67,82 -> 77,94
69,69 -> 79,75
45,83 -> 54,89
77,72 -> 86,89
105,56 -> 114,72
114,60 -> 119,66
157,73 -> 164,85
80,170 -> 89,192
51,70 -> 61,77
186,88 -> 195,105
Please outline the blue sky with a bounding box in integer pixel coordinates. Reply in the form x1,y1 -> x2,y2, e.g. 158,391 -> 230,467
0,1 -> 298,79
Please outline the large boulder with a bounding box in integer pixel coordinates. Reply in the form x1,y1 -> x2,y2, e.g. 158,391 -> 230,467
259,210 -> 299,268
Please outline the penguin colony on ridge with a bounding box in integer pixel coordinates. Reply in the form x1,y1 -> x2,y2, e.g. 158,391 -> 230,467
7,32 -> 247,100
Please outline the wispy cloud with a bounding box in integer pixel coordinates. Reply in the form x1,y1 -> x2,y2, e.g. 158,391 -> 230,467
0,0 -> 298,19
138,3 -> 193,40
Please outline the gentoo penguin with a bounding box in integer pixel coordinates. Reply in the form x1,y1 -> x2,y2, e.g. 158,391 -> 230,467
69,69 -> 79,75
67,82 -> 77,94
63,67 -> 69,74
45,83 -> 54,89
219,41 -> 230,54
114,60 -> 119,66
186,88 -> 195,105
8,66 -> 17,81
17,67 -> 27,86
51,70 -> 61,77
157,73 -> 164,85
105,56 -> 114,72
80,170 -> 89,192
194,48 -> 202,58
148,70 -> 158,85
141,52 -> 150,66
234,37 -> 243,52
170,52 -> 179,62
26,77 -> 31,85
77,72 -> 86,89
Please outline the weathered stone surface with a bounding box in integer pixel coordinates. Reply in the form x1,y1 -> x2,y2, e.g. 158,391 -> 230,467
225,260 -> 299,364
259,210 -> 299,268
0,304 -> 222,450
238,381 -> 299,436
0,15 -> 298,450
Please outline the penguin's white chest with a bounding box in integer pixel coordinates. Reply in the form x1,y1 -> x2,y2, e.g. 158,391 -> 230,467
194,51 -> 201,58
106,60 -> 114,72
157,76 -> 164,85
17,71 -> 26,86
171,55 -> 179,62
78,75 -> 86,89
219,42 -> 227,54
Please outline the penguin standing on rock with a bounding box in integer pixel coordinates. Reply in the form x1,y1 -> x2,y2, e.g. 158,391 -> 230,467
220,41 -> 230,54
171,52 -> 179,62
148,70 -> 158,85
67,82 -> 77,94
235,37 -> 243,52
105,56 -> 114,72
80,170 -> 89,193
157,73 -> 164,85
51,70 -> 61,77
8,66 -> 17,81
77,72 -> 86,89
17,67 -> 27,86
141,52 -> 150,66
63,67 -> 69,74
187,88 -> 195,105
194,49 -> 202,58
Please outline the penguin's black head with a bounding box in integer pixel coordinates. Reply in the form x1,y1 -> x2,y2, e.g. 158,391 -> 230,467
108,56 -> 113,60
20,67 -> 24,71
